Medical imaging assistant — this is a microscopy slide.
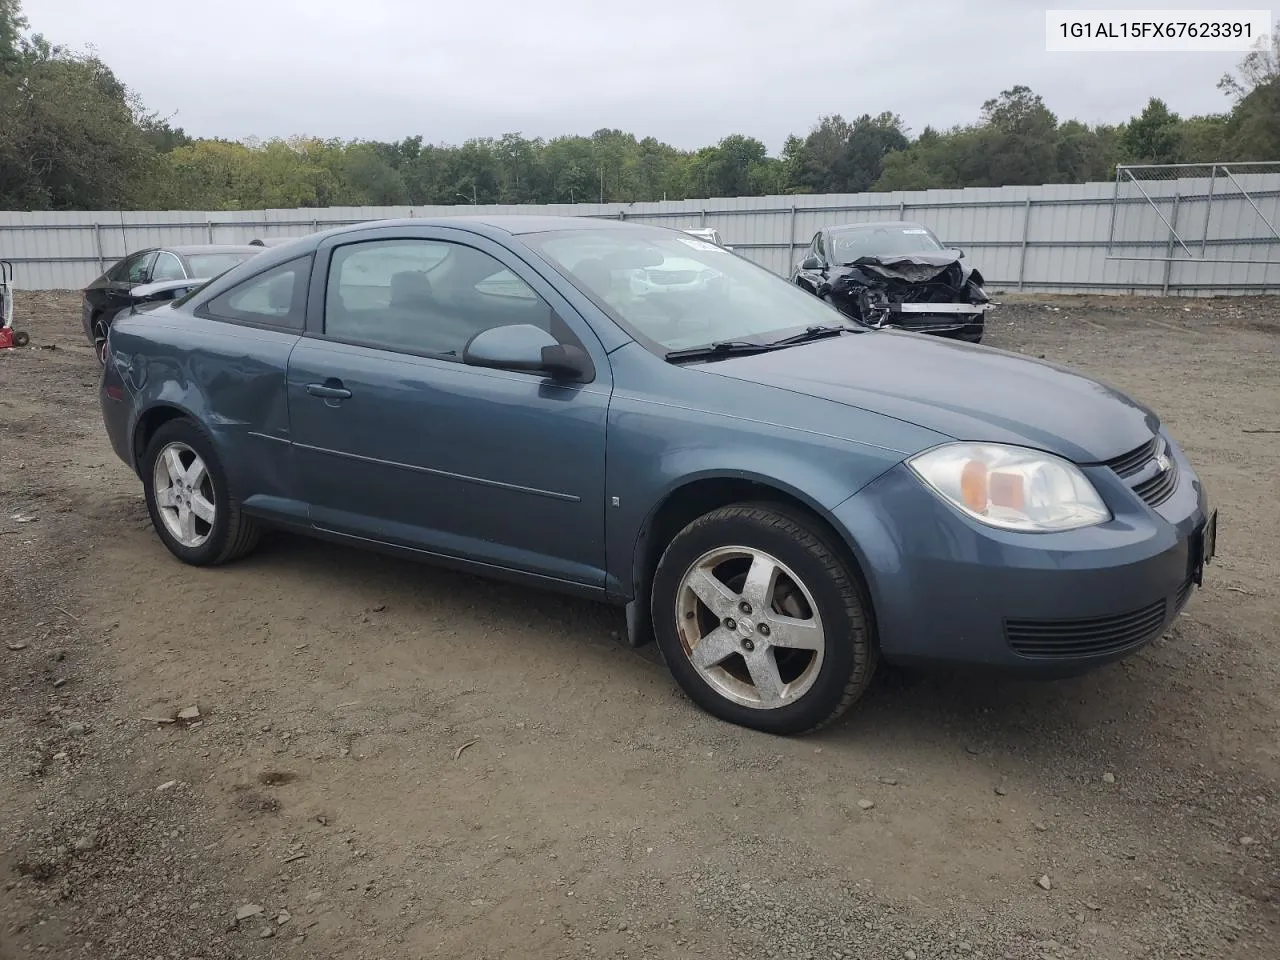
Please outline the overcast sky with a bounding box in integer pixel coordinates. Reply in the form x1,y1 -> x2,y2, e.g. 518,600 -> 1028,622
22,0 -> 1260,152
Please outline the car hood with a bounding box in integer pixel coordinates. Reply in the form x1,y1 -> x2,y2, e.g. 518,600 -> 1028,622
846,253 -> 962,282
701,331 -> 1158,463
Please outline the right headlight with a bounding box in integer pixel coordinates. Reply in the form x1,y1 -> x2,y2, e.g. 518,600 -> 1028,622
906,442 -> 1111,532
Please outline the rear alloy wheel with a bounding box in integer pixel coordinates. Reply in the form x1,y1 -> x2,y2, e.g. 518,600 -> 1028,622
92,316 -> 110,365
651,503 -> 876,735
141,419 -> 261,566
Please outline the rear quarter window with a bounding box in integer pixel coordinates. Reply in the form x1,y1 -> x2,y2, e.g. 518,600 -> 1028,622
199,255 -> 312,331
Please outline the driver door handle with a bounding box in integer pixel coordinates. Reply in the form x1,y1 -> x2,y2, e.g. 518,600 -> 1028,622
306,382 -> 352,400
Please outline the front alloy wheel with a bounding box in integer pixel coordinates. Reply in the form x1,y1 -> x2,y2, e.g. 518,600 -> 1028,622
651,502 -> 876,735
675,546 -> 825,709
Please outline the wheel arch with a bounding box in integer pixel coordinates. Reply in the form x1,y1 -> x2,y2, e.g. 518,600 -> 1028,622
131,402 -> 200,475
623,474 -> 878,650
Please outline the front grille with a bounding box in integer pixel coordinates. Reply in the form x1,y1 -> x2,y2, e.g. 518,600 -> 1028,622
1101,435 -> 1178,508
1105,437 -> 1160,478
1006,598 -> 1168,659
1172,576 -> 1195,615
1133,458 -> 1179,507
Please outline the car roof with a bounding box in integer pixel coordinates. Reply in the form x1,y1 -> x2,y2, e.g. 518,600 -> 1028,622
440,214 -> 635,235
827,221 -> 930,232
165,244 -> 266,256
302,214 -> 644,245
219,216 -> 671,277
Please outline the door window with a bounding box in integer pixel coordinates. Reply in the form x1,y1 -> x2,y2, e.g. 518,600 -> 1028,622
107,251 -> 156,283
151,251 -> 186,281
323,238 -> 571,358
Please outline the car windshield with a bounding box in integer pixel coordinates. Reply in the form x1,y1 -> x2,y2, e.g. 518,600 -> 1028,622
827,225 -> 944,263
522,227 -> 852,352
185,252 -> 258,277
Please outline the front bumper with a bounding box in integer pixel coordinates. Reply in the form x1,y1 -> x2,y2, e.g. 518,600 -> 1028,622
831,436 -> 1213,677
887,303 -> 989,334
889,303 -> 992,315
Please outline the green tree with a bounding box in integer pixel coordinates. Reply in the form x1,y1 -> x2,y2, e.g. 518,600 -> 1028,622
1121,98 -> 1185,163
6,0 -> 1280,213
1217,23 -> 1280,160
1,48 -> 155,209
0,0 -> 26,73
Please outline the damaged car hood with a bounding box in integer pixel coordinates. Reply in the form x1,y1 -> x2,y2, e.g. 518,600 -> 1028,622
846,253 -> 963,283
700,331 -> 1158,464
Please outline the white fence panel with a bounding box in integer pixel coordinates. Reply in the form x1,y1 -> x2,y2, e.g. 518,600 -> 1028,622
3,174 -> 1280,293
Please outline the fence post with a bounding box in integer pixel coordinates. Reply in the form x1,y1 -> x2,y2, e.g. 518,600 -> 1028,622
1200,165 -> 1216,258
206,221 -> 215,243
700,208 -> 708,227
93,223 -> 105,273
1162,192 -> 1181,296
1105,166 -> 1126,259
1018,197 -> 1033,290
897,200 -> 905,219
788,204 -> 798,267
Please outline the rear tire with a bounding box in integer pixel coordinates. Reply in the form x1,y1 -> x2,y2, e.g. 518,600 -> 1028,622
141,419 -> 261,566
650,502 -> 877,735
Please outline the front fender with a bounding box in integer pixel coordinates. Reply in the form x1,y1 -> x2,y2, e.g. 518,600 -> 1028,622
603,406 -> 930,606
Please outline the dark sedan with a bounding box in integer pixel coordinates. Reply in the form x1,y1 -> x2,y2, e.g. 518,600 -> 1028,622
82,244 -> 263,363
98,216 -> 1216,735
791,221 -> 991,342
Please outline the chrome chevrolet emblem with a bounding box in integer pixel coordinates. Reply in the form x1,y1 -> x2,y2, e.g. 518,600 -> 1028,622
1155,451 -> 1171,472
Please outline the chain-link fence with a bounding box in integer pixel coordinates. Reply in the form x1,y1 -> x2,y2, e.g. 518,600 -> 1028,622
1107,162 -> 1280,264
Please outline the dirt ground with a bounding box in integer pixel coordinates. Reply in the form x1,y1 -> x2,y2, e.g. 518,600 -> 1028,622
1,289 -> 1277,960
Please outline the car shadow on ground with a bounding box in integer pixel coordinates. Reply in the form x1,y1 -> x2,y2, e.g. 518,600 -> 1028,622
232,527 -> 1203,772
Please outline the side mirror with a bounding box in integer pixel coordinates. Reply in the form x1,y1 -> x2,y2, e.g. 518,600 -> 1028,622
463,323 -> 592,381
950,248 -> 966,259
800,255 -> 824,271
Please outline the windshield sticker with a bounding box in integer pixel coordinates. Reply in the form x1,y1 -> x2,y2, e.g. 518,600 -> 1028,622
675,236 -> 726,252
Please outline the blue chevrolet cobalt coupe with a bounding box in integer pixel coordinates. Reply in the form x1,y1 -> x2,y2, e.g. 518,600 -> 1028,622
99,216 -> 1217,735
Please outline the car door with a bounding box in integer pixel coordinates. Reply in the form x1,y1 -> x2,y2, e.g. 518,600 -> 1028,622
84,250 -> 159,352
286,226 -> 613,590
106,250 -> 157,313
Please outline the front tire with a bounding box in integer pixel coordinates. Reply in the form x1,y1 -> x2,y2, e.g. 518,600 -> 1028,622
650,502 -> 877,735
141,419 -> 261,566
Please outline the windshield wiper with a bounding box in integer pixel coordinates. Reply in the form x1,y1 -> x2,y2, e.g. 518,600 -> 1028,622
765,324 -> 854,347
665,340 -> 773,362
666,326 -> 856,362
